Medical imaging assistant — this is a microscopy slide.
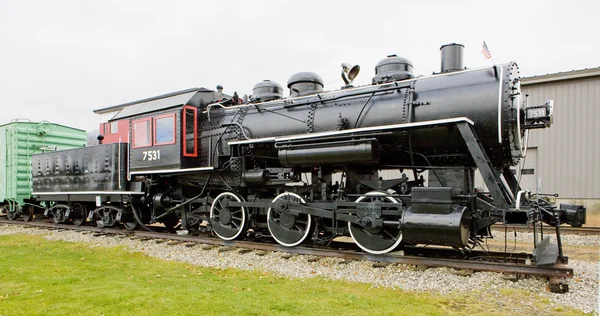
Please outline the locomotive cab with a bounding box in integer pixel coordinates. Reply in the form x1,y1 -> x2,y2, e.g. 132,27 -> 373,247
129,105 -> 199,174
93,86 -> 229,175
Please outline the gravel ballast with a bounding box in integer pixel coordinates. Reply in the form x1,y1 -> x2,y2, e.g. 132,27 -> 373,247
1,224 -> 598,314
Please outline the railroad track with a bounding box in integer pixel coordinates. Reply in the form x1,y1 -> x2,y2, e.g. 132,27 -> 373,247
492,224 -> 600,236
0,218 -> 574,293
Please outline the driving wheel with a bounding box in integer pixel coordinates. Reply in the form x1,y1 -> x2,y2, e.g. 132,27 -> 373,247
267,192 -> 313,247
348,191 -> 403,254
209,192 -> 248,240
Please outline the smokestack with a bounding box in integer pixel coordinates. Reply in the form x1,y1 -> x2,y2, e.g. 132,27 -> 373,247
440,43 -> 464,73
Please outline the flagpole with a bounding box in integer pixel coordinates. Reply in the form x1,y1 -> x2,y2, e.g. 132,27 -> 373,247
482,41 -> 495,65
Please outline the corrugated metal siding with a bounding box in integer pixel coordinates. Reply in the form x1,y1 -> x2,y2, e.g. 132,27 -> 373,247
0,122 -> 87,204
522,76 -> 600,199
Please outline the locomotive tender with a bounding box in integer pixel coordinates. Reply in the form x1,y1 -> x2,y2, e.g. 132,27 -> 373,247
28,43 -> 585,262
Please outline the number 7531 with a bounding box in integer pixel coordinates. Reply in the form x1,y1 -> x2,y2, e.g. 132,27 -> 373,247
142,150 -> 160,161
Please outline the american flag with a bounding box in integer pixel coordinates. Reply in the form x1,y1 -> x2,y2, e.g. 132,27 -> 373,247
481,41 -> 492,59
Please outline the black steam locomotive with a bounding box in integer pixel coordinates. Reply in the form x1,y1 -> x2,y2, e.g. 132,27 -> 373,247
28,43 -> 585,262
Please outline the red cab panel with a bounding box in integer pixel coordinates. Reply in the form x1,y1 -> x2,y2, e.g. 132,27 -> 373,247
99,119 -> 130,144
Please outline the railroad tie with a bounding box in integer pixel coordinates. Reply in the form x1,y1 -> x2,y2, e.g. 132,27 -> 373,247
218,246 -> 236,253
549,277 -> 569,294
413,265 -> 430,271
451,269 -> 475,277
372,262 -> 391,269
167,241 -> 185,246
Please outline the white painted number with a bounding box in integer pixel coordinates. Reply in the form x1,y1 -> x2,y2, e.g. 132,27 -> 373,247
142,150 -> 161,161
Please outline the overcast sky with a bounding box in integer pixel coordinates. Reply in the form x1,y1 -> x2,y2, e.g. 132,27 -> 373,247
1,0 -> 598,132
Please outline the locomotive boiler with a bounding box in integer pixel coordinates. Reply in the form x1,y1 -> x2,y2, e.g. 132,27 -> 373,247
28,43 -> 584,263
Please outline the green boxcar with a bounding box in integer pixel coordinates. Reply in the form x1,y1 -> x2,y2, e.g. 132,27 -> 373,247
0,120 -> 87,219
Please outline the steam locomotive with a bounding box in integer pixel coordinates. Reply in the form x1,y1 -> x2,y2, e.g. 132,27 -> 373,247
25,43 -> 585,262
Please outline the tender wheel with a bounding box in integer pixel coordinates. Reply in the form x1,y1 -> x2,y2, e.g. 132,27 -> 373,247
22,205 -> 34,222
71,203 -> 87,226
6,205 -> 20,221
50,205 -> 69,224
95,206 -> 120,228
123,217 -> 139,231
121,205 -> 139,231
348,191 -> 403,254
209,192 -> 248,240
267,192 -> 313,247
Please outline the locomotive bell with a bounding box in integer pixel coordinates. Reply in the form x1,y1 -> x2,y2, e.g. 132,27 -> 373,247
287,72 -> 324,97
372,55 -> 414,84
341,63 -> 360,86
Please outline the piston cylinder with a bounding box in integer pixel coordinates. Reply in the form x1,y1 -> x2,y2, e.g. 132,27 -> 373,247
402,204 -> 471,248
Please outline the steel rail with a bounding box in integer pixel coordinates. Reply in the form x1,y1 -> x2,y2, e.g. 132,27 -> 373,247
492,224 -> 600,236
0,219 -> 573,280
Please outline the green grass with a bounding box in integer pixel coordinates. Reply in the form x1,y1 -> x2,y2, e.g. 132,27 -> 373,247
0,234 -> 584,316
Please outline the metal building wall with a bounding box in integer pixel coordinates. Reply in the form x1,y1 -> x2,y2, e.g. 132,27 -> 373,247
521,74 -> 600,203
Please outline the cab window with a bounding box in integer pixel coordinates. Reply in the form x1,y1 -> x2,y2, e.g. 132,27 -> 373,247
154,114 -> 176,145
110,121 -> 119,134
183,106 -> 197,157
132,118 -> 151,148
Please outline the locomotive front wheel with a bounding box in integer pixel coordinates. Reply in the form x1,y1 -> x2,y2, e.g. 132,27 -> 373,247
267,192 -> 313,247
348,191 -> 403,255
22,205 -> 34,222
209,192 -> 248,240
70,203 -> 87,226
